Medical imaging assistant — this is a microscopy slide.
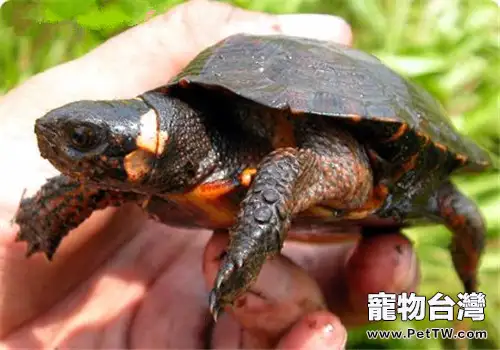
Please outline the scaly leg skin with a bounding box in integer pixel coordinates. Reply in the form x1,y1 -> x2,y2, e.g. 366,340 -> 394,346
14,175 -> 141,260
431,181 -> 486,293
209,126 -> 373,320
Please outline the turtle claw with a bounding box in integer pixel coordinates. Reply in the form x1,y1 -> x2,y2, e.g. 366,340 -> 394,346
208,290 -> 222,322
10,188 -> 28,226
208,255 -> 237,321
208,247 -> 266,321
25,241 -> 40,258
214,257 -> 236,289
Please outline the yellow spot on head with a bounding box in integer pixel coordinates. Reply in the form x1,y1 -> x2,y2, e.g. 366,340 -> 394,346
157,131 -> 168,154
124,149 -> 153,182
136,109 -> 168,155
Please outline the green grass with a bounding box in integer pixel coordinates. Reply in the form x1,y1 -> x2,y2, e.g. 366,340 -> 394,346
1,0 -> 499,348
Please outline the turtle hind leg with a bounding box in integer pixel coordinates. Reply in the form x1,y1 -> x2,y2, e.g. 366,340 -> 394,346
209,125 -> 373,320
429,181 -> 486,292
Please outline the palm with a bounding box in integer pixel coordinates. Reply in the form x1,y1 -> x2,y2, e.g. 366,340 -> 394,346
0,200 -> 354,348
3,216 -> 212,348
1,196 -> 416,349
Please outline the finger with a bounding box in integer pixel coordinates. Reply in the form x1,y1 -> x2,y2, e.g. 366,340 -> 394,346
0,204 -> 147,338
342,232 -> 420,326
208,312 -> 241,349
204,232 -> 328,348
282,232 -> 419,328
1,223 -> 213,348
210,311 -> 347,350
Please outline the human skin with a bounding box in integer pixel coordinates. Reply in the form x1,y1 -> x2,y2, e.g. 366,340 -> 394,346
0,1 -> 419,348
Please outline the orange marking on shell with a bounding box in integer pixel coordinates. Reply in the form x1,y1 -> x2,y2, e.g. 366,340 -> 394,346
166,180 -> 239,227
288,107 -> 310,117
391,153 -> 420,181
434,142 -> 448,152
349,114 -> 362,123
272,112 -> 296,148
402,153 -> 420,172
419,133 -> 431,145
179,78 -> 190,88
369,116 -> 401,123
456,153 -> 468,165
344,183 -> 389,219
190,180 -> 236,199
124,149 -> 153,182
240,168 -> 257,187
383,123 -> 408,143
166,194 -> 236,228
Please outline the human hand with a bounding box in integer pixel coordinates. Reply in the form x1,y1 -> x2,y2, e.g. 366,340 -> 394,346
0,1 -> 419,348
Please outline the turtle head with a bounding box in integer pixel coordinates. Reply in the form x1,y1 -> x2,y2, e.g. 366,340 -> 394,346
35,92 -> 213,193
35,97 -> 164,190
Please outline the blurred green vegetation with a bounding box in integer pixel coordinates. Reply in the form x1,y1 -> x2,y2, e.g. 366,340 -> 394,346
1,0 -> 499,348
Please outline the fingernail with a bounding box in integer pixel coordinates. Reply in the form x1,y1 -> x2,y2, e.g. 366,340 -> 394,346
321,321 -> 347,350
277,14 -> 353,45
277,311 -> 348,350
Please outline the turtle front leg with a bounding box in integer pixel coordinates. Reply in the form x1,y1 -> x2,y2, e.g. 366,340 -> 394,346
14,175 -> 142,260
428,181 -> 486,292
209,127 -> 373,319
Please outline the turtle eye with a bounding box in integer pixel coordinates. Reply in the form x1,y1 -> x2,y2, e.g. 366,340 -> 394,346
68,125 -> 99,151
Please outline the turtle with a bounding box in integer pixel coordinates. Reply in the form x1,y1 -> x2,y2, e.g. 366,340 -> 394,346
15,34 -> 491,320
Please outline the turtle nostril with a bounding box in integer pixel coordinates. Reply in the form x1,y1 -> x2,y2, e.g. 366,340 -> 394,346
36,124 -> 58,148
34,118 -> 49,134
